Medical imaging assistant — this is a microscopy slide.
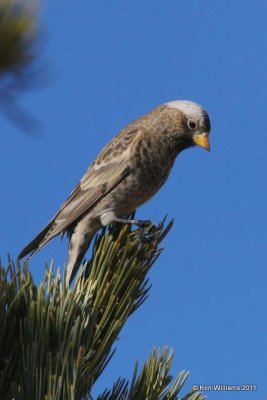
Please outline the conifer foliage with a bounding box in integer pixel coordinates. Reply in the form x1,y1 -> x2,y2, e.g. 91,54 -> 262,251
0,220 -> 204,400
0,0 -> 40,130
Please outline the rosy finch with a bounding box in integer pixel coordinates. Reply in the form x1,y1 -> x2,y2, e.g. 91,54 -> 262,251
19,100 -> 211,283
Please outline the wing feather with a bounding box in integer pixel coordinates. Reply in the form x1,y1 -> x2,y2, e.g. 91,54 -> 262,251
46,162 -> 131,238
41,128 -> 143,240
18,127 -> 142,257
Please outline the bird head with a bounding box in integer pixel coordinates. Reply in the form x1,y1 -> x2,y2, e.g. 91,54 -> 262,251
164,100 -> 211,152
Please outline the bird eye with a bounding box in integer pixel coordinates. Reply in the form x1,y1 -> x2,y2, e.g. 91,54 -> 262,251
187,120 -> 197,130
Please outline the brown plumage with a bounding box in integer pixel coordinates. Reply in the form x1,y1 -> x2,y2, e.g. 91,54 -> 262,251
18,100 -> 211,284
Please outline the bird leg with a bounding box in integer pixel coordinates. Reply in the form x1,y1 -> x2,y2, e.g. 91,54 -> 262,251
100,211 -> 154,241
112,217 -> 152,227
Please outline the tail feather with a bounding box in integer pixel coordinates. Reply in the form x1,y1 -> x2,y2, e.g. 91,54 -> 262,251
65,218 -> 100,285
65,243 -> 91,285
18,219 -> 55,259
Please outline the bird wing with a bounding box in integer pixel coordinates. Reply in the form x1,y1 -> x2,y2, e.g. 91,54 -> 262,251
18,159 -> 131,259
18,127 -> 143,259
51,159 -> 131,235
18,158 -> 131,258
40,127 -> 143,240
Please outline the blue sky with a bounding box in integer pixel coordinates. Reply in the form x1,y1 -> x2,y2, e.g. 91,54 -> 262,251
1,1 -> 266,398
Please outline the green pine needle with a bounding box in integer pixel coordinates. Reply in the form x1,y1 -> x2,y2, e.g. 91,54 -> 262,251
0,217 -> 205,400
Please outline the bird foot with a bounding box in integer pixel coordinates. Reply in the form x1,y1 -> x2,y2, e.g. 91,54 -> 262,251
113,217 -> 157,242
137,221 -> 158,243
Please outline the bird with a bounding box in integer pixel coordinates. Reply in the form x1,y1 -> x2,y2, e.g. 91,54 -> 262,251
18,100 -> 211,284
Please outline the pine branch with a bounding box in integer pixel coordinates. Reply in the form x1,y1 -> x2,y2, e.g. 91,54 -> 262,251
0,0 -> 38,73
128,347 -> 187,400
0,217 -> 175,399
0,260 -> 24,398
95,347 -> 206,400
0,0 -> 41,132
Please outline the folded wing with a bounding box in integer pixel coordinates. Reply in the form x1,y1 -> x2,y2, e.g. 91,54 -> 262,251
18,128 -> 142,259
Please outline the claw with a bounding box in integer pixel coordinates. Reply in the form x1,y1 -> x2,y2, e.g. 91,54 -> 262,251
138,222 -> 158,243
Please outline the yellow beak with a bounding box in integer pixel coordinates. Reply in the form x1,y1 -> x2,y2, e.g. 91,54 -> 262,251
193,133 -> 210,151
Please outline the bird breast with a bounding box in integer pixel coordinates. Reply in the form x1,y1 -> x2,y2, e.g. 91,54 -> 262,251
107,135 -> 175,214
132,133 -> 175,185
